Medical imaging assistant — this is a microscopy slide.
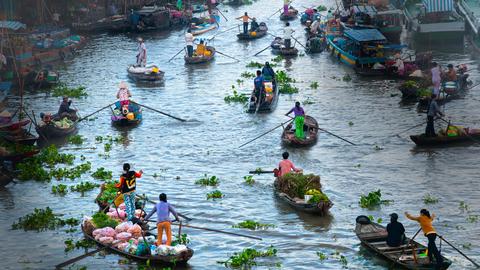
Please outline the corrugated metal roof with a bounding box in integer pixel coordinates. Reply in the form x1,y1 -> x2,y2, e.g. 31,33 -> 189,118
352,5 -> 377,15
0,21 -> 26,31
344,29 -> 386,42
423,0 -> 453,13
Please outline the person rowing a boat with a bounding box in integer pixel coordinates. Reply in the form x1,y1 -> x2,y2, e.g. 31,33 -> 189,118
277,151 -> 302,177
115,163 -> 143,221
253,70 -> 265,105
444,64 -> 457,82
405,209 -> 443,268
117,81 -> 132,115
284,22 -> 294,49
195,39 -> 206,56
136,38 -> 147,67
143,193 -> 179,246
386,213 -> 405,247
250,18 -> 259,32
185,29 -> 194,58
57,96 -> 77,120
236,12 -> 252,34
286,102 -> 305,139
425,94 -> 444,137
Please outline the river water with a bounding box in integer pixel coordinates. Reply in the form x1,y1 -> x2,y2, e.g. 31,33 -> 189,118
1,0 -> 480,269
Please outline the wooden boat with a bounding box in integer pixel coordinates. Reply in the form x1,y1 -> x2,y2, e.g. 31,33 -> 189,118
281,115 -> 319,147
111,101 -> 142,127
184,46 -> 215,64
129,5 -> 171,32
306,35 -> 327,53
247,81 -> 279,113
237,23 -> 268,40
355,216 -> 452,269
81,224 -> 194,265
0,163 -> 14,187
1,149 -> 39,164
127,65 -> 165,82
280,7 -> 299,21
273,178 -> 333,215
72,15 -> 129,33
3,129 -> 38,145
271,37 -> 299,56
191,23 -> 217,36
417,70 -> 471,106
0,119 -> 30,131
36,112 -> 78,139
410,128 -> 480,146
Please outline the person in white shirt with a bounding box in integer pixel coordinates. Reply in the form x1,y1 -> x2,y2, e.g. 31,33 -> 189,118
136,38 -> 147,67
0,52 -> 6,71
284,22 -> 294,49
185,29 -> 194,57
310,18 -> 321,35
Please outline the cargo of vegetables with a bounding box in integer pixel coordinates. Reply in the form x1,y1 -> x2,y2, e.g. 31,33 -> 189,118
276,173 -> 325,200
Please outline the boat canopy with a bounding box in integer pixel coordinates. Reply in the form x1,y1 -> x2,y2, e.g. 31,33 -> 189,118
352,5 -> 377,16
344,29 -> 387,43
423,0 -> 453,13
0,21 -> 26,31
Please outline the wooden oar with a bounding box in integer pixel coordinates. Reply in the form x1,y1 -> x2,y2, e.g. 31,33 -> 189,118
137,194 -> 192,221
291,36 -> 307,50
145,220 -> 262,240
55,247 -> 107,269
254,44 -> 272,56
438,235 -> 480,268
395,121 -> 426,137
168,47 -> 185,62
248,170 -> 274,174
216,8 -> 228,21
268,7 -> 283,19
216,50 -> 240,62
131,101 -> 187,122
238,119 -> 294,148
208,25 -> 238,41
286,116 -> 355,145
77,102 -> 116,122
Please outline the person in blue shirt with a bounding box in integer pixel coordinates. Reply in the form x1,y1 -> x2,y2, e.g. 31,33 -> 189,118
261,62 -> 275,82
253,70 -> 265,104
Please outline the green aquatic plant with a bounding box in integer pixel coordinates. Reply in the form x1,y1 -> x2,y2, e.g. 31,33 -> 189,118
423,194 -> 439,204
50,162 -> 92,180
278,83 -> 299,94
317,251 -> 327,261
195,174 -> 219,186
70,182 -> 100,193
342,74 -> 352,82
67,135 -> 84,145
240,71 -> 255,78
91,167 -> 113,180
233,220 -> 275,230
12,207 -> 67,231
52,84 -> 88,98
359,190 -> 389,208
317,5 -> 327,11
246,61 -> 263,68
275,70 -> 295,84
459,201 -> 469,212
467,215 -> 479,223
310,81 -> 319,89
271,55 -> 284,63
243,175 -> 255,185
206,190 -> 224,200
171,233 -> 190,246
224,89 -> 249,104
220,246 -> 277,268
51,184 -> 68,195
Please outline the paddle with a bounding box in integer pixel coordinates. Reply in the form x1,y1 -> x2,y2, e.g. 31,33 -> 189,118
254,44 -> 271,56
215,50 -> 241,62
268,7 -> 283,19
238,119 -> 294,148
286,116 -> 355,145
291,36 -> 307,50
131,101 -> 187,122
55,247 -> 107,269
208,25 -> 238,41
438,235 -> 480,268
216,8 -> 228,22
77,102 -> 116,122
137,194 -> 192,221
248,170 -> 274,174
395,121 -> 427,137
145,219 -> 262,240
168,47 -> 185,62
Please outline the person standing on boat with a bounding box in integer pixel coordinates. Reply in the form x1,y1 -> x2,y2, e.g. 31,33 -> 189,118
262,62 -> 275,82
425,94 -> 444,137
277,151 -> 302,177
136,38 -> 147,67
236,12 -> 252,34
405,209 -> 443,268
143,193 -> 179,246
185,29 -> 194,58
117,81 -> 132,107
284,22 -> 294,49
310,17 -> 321,36
430,62 -> 441,96
116,163 -> 143,221
253,70 -> 265,104
57,96 -> 77,119
286,101 -> 305,139
444,64 -> 457,82
386,213 -> 405,247
283,0 -> 290,15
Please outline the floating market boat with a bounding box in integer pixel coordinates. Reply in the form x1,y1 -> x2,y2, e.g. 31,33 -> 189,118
306,34 -> 327,53
417,67 -> 471,106
237,22 -> 268,40
2,128 -> 38,146
280,7 -> 299,21
36,113 -> 78,139
191,23 -> 218,36
355,215 -> 452,269
127,65 -> 165,82
410,126 -> 480,146
129,5 -> 171,32
72,15 -> 129,33
273,175 -> 333,215
300,8 -> 321,25
271,37 -> 299,56
111,101 -> 142,127
404,0 -> 464,43
281,115 -> 319,147
184,46 -> 215,64
247,81 -> 279,113
0,148 -> 39,164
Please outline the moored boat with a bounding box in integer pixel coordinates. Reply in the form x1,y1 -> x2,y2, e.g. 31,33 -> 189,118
271,37 -> 299,56
280,7 -> 299,21
127,65 -> 165,82
410,126 -> 480,146
355,216 -> 452,269
281,115 -> 319,147
3,129 -> 38,145
184,46 -> 215,64
129,5 -> 170,32
247,80 -> 279,113
237,22 -> 268,40
111,101 -> 142,127
0,163 -> 14,187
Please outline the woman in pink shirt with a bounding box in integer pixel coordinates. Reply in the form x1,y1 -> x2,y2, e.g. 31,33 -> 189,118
278,152 -> 301,177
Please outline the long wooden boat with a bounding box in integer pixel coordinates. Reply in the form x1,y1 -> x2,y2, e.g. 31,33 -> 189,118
273,178 -> 332,215
36,112 -> 78,139
271,37 -> 299,56
281,115 -> 319,147
3,130 -> 38,145
237,23 -> 268,40
280,7 -> 299,21
247,81 -> 279,113
111,101 -> 142,127
355,216 -> 452,269
410,128 -> 480,146
191,23 -> 217,36
127,65 -> 165,82
184,46 -> 215,64
81,224 -> 194,265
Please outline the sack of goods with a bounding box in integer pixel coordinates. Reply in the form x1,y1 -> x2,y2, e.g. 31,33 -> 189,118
250,31 -> 257,37
264,82 -> 273,93
204,50 -> 212,57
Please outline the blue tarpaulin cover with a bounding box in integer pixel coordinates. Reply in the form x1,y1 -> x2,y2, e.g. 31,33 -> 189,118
344,29 -> 386,42
0,21 -> 26,31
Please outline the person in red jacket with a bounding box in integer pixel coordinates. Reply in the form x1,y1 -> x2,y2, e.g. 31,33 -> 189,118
116,163 -> 143,221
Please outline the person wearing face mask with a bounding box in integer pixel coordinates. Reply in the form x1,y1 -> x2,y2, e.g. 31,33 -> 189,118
115,163 -> 143,221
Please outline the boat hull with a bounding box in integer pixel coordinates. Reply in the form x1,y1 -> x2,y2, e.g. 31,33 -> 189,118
281,115 -> 319,147
184,47 -> 215,64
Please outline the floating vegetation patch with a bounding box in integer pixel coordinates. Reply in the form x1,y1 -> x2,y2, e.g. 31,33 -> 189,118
51,184 -> 68,195
172,233 -> 190,246
52,84 -> 88,98
195,174 -> 219,186
233,220 -> 275,230
219,246 -> 277,268
278,83 -> 299,94
310,81 -> 319,89
246,61 -> 263,68
91,167 -> 113,180
240,71 -> 255,78
12,207 -> 68,231
64,238 -> 96,252
271,55 -> 284,63
50,162 -> 91,180
359,189 -> 392,208
67,135 -> 84,145
317,5 -> 327,11
70,181 -> 100,193
243,175 -> 255,185
423,194 -> 439,204
207,190 -> 224,200
342,74 -> 352,82
224,88 -> 249,104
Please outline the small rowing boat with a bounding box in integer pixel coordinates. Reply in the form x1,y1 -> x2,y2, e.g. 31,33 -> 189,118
271,37 -> 298,56
184,46 -> 215,64
111,101 -> 142,127
355,215 -> 452,269
127,65 -> 165,82
36,112 -> 78,139
191,23 -> 217,36
281,115 -> 319,147
280,7 -> 299,21
247,81 -> 279,113
410,127 -> 480,146
3,129 -> 38,145
237,22 -> 268,40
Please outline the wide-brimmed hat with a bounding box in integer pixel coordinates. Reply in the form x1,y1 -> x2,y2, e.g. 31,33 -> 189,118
119,81 -> 129,89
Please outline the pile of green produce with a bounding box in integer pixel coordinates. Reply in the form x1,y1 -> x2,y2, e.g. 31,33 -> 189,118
53,118 -> 74,129
220,246 -> 277,268
276,173 -> 322,199
12,207 -> 69,231
92,212 -> 119,228
305,189 -> 330,204
171,233 -> 190,246
96,181 -> 119,205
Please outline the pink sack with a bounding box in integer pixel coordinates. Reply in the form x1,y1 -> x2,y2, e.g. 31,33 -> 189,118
127,224 -> 143,238
115,221 -> 133,233
134,209 -> 143,218
116,232 -> 133,241
117,242 -> 129,251
118,203 -> 126,210
99,236 -> 114,245
107,210 -> 126,219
